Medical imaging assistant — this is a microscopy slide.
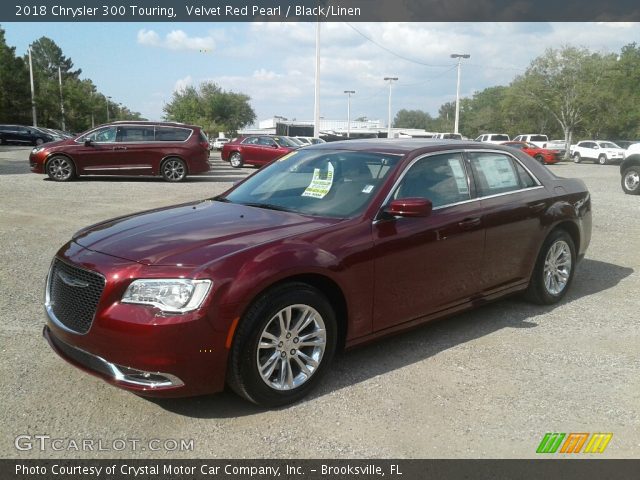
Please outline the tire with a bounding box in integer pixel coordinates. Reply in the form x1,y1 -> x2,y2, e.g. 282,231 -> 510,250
46,155 -> 75,182
598,154 -> 607,165
525,229 -> 576,305
161,157 -> 187,182
227,282 -> 337,407
572,153 -> 581,163
534,155 -> 545,164
621,167 -> 640,195
229,152 -> 243,168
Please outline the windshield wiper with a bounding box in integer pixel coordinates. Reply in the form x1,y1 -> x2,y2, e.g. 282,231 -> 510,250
240,202 -> 292,212
212,195 -> 231,203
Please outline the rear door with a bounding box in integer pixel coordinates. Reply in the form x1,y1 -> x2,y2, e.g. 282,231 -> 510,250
114,125 -> 157,172
468,151 -> 548,292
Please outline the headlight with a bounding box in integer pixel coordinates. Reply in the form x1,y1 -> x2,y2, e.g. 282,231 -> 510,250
32,147 -> 45,154
122,279 -> 212,313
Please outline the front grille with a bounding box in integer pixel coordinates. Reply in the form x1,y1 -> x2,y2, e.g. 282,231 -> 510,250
48,259 -> 105,334
47,329 -> 113,378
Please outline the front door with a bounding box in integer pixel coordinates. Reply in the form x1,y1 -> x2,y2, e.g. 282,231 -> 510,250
372,152 -> 486,332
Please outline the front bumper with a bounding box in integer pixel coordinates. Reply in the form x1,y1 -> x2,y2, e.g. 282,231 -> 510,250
42,244 -> 231,397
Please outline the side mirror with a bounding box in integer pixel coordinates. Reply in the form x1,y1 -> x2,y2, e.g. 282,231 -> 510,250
593,145 -> 599,149
385,198 -> 433,218
83,137 -> 93,146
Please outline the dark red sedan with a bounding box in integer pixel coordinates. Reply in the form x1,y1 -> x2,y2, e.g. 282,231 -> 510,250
43,140 -> 591,407
221,135 -> 299,168
501,141 -> 562,165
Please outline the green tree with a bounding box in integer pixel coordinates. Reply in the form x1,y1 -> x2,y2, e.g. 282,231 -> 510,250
164,81 -> 256,135
393,109 -> 432,129
507,47 -> 611,156
0,26 -> 31,124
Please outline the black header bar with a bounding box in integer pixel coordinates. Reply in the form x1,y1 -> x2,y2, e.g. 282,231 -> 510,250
3,0 -> 640,22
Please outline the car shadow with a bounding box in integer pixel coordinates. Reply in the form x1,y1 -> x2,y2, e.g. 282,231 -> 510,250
42,173 -> 249,184
149,258 -> 632,418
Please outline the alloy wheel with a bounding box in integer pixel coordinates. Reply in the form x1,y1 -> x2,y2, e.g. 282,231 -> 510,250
256,304 -> 326,391
543,240 -> 572,296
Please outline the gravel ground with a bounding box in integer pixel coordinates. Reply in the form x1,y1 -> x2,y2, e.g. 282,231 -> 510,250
0,146 -> 638,459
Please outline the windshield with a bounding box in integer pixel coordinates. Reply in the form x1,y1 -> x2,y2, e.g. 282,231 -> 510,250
223,149 -> 402,218
598,141 -> 620,149
274,136 -> 300,148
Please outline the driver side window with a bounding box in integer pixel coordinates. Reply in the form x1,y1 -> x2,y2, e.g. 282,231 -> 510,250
394,153 -> 470,208
87,126 -> 117,143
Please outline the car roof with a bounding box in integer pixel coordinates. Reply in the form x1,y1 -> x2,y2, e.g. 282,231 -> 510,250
303,138 -> 514,155
105,121 -> 200,129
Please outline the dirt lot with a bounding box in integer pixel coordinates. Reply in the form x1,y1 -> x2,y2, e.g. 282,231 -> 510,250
1,146 -> 638,459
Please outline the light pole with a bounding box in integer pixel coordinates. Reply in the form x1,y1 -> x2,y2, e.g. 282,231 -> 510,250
450,53 -> 470,134
28,46 -> 37,127
106,96 -> 112,122
58,66 -> 66,131
384,77 -> 398,139
344,90 -> 355,138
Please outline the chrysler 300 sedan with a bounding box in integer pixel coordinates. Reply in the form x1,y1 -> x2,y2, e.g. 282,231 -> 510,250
43,140 -> 591,407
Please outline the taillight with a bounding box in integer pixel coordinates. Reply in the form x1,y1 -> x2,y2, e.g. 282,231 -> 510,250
200,141 -> 209,150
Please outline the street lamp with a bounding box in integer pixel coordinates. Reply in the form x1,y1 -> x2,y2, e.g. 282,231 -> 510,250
384,77 -> 398,139
344,90 -> 355,138
106,96 -> 112,122
450,53 -> 470,134
28,46 -> 37,127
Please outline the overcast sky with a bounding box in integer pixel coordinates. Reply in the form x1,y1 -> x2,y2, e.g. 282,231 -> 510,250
3,22 -> 638,126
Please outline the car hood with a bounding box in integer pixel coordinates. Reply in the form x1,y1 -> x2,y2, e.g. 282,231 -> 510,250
74,200 -> 341,266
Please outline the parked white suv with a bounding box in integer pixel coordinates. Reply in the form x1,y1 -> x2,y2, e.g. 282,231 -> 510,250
475,133 -> 510,144
513,134 -> 548,148
570,140 -> 625,165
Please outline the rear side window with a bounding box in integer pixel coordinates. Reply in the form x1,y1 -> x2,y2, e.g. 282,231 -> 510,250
469,152 -> 536,197
117,126 -> 154,142
155,127 -> 191,142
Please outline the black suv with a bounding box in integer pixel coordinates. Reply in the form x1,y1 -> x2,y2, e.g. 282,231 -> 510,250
0,124 -> 55,146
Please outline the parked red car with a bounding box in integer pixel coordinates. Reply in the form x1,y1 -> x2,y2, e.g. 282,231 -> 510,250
221,135 -> 299,168
502,141 -> 561,165
43,140 -> 591,406
29,121 -> 210,182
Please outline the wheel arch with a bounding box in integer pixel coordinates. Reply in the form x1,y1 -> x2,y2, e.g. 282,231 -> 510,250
621,155 -> 640,174
45,153 -> 77,172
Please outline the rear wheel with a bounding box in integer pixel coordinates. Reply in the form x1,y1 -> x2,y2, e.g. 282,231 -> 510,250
572,153 -> 581,163
534,154 -> 545,164
525,229 -> 576,305
46,155 -> 75,182
229,152 -> 243,168
227,282 -> 337,407
621,167 -> 640,195
161,158 -> 187,182
598,154 -> 608,165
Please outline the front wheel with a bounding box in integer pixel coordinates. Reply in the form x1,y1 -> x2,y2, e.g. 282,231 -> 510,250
227,282 -> 337,407
525,229 -> 576,305
621,167 -> 640,195
229,152 -> 243,168
598,154 -> 608,165
46,156 -> 75,182
572,153 -> 581,163
161,158 -> 187,182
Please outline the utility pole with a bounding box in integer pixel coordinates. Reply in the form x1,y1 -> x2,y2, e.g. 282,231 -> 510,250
28,47 -> 37,127
344,90 -> 355,138
450,53 -> 470,134
106,96 -> 112,122
384,77 -> 398,139
313,20 -> 321,138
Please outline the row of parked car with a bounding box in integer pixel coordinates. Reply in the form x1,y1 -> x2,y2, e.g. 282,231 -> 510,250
0,124 -> 74,146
